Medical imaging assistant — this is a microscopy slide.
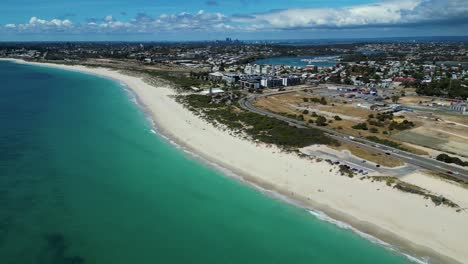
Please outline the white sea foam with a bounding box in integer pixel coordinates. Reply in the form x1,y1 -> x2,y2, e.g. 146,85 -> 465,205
120,75 -> 429,264
308,210 -> 429,264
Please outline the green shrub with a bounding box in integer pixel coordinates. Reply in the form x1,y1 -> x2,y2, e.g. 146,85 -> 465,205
436,154 -> 468,167
352,122 -> 368,130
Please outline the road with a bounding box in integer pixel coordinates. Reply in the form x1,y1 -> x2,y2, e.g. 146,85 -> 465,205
238,91 -> 468,181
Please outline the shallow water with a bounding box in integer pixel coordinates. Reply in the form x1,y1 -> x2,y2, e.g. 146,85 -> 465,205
0,61 -> 414,263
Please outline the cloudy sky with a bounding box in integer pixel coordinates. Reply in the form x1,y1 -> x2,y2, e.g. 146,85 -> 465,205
1,0 -> 467,41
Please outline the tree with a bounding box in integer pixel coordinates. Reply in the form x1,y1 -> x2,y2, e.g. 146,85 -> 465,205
320,97 -> 327,105
352,122 -> 368,130
316,116 -> 327,126
344,78 -> 353,85
391,95 -> 400,104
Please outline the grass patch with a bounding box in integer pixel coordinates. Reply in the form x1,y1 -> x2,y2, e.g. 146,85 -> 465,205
365,136 -> 408,151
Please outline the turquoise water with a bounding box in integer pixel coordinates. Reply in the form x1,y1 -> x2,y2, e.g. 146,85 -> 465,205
0,61 -> 414,264
254,56 -> 338,67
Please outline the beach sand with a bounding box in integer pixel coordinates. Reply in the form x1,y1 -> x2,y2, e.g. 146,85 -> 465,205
4,58 -> 468,264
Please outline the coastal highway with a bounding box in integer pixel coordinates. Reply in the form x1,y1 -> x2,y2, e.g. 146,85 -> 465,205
238,91 -> 468,181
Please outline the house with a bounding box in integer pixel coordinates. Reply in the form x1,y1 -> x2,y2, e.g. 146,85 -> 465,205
208,72 -> 224,81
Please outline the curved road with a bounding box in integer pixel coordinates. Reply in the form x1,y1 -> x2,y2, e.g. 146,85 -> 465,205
239,91 -> 468,181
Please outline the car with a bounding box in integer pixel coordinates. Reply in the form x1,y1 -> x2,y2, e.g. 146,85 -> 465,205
447,171 -> 453,175
385,152 -> 391,155
361,160 -> 367,163
376,164 -> 381,168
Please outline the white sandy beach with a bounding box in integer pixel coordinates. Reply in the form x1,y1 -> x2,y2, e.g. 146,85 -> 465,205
5,58 -> 468,264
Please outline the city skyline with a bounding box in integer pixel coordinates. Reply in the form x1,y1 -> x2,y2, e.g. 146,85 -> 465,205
1,0 -> 468,41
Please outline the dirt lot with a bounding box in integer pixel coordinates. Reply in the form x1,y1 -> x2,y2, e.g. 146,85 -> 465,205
255,92 -> 429,155
392,124 -> 468,157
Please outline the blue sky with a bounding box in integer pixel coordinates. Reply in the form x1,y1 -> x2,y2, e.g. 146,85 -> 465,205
1,0 -> 467,41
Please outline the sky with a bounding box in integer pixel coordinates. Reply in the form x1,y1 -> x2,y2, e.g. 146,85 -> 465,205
0,0 -> 467,41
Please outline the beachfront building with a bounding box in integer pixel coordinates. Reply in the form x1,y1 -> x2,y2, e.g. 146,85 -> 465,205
260,77 -> 283,88
282,76 -> 301,86
240,76 -> 262,90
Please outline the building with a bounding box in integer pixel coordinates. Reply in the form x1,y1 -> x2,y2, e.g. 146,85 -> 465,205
200,88 -> 225,95
281,76 -> 301,86
244,64 -> 254,74
260,77 -> 283,88
240,80 -> 260,90
240,76 -> 262,90
222,74 -> 240,84
451,103 -> 468,115
393,77 -> 416,82
208,72 -> 224,81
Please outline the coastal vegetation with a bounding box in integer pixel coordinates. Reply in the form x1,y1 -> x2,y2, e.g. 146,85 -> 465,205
178,94 -> 337,148
144,70 -> 208,89
338,165 -> 355,178
364,176 -> 460,209
365,136 -> 408,151
436,154 -> 468,167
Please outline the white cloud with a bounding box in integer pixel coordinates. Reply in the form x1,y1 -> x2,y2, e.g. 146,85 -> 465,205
3,16 -> 74,32
240,0 -> 468,30
1,1 -> 467,35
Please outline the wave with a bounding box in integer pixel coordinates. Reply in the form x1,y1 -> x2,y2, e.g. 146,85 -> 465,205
308,210 -> 429,264
121,82 -> 429,264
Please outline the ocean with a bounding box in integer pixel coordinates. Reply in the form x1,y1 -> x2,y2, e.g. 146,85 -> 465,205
0,60 -> 415,263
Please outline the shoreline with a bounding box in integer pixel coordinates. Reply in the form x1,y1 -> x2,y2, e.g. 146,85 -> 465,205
3,58 -> 468,264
